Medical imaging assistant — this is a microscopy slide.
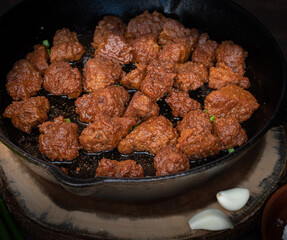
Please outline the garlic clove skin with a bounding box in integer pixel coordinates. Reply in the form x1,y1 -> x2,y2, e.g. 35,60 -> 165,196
188,208 -> 233,231
216,188 -> 250,211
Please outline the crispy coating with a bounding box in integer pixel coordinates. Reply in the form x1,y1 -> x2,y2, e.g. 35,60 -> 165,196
38,116 -> 81,161
165,89 -> 201,117
174,61 -> 208,91
96,158 -> 144,178
176,126 -> 221,159
204,84 -> 259,122
79,115 -> 135,152
213,117 -> 248,150
96,31 -> 133,64
43,61 -> 82,98
176,109 -> 212,134
209,63 -> 250,89
140,60 -> 176,101
124,91 -> 159,125
4,96 -> 49,133
154,145 -> 189,176
125,11 -> 166,39
26,44 -> 49,75
158,41 -> 191,63
120,63 -> 146,89
92,16 -> 126,49
50,28 -> 85,63
191,33 -> 218,68
6,59 -> 42,100
118,116 -> 178,155
75,86 -> 130,123
158,18 -> 199,49
216,40 -> 247,76
129,34 -> 160,64
83,56 -> 123,92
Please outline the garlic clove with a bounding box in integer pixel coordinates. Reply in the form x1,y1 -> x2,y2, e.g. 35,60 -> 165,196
188,208 -> 233,231
216,188 -> 250,211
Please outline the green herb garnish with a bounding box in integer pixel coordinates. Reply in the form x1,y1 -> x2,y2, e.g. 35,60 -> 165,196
228,148 -> 235,153
209,115 -> 215,123
42,39 -> 50,48
65,118 -> 71,123
47,48 -> 51,55
203,109 -> 208,114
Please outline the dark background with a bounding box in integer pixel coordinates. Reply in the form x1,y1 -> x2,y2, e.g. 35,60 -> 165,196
0,0 -> 286,239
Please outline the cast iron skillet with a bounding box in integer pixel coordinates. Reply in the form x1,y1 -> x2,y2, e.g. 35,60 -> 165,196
0,0 -> 286,200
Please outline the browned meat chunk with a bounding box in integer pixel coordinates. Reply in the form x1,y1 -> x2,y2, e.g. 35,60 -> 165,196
158,41 -> 191,63
191,33 -> 218,68
176,126 -> 221,159
174,62 -> 208,92
92,16 -> 126,49
165,89 -> 201,117
75,86 -> 130,123
6,59 -> 42,100
124,91 -> 159,125
96,31 -> 133,64
26,44 -> 49,75
125,11 -> 166,39
129,34 -> 160,64
4,96 -> 49,133
140,60 -> 176,101
83,56 -> 123,92
176,109 -> 212,134
50,28 -> 85,63
79,115 -> 135,152
154,146 -> 189,176
213,117 -> 248,150
43,61 -> 82,98
96,158 -> 144,178
216,41 -> 247,76
120,63 -> 146,89
209,63 -> 250,89
118,116 -> 178,155
38,116 -> 81,161
159,18 -> 198,50
204,84 -> 260,122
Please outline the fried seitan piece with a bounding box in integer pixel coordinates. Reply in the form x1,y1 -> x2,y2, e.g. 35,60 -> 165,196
154,145 -> 189,176
174,61 -> 208,92
96,31 -> 133,64
43,61 -> 82,98
158,41 -> 192,63
118,116 -> 178,155
204,84 -> 259,122
96,158 -> 144,178
165,89 -> 201,117
159,18 -> 199,50
120,63 -> 146,89
125,11 -> 166,39
50,28 -> 85,63
4,96 -> 49,133
92,16 -> 126,49
26,44 -> 49,75
79,115 -> 135,153
124,91 -> 159,125
209,63 -> 250,89
38,116 -> 81,161
191,33 -> 218,68
6,59 -> 42,100
176,125 -> 221,159
129,34 -> 160,64
176,109 -> 212,134
140,60 -> 176,101
83,56 -> 123,92
75,86 -> 130,123
216,40 -> 247,76
213,117 -> 248,150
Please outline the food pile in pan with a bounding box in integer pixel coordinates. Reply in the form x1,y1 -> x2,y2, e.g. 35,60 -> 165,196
3,11 -> 259,178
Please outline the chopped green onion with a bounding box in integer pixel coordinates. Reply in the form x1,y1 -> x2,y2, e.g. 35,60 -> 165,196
115,84 -> 121,87
65,118 -> 71,123
129,125 -> 139,132
42,39 -> 50,48
228,148 -> 235,153
210,115 -> 215,123
47,49 -> 51,56
203,109 -> 208,114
